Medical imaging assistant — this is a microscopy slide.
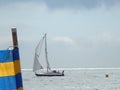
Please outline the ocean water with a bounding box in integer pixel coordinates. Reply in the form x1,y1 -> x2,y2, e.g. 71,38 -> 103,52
22,68 -> 120,90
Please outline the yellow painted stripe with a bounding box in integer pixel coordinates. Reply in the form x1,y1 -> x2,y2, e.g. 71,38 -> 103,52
14,60 -> 21,74
0,60 -> 21,77
17,87 -> 23,90
0,62 -> 15,76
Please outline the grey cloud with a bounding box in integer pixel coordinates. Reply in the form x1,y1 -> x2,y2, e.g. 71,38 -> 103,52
0,0 -> 120,10
42,0 -> 120,10
43,0 -> 100,10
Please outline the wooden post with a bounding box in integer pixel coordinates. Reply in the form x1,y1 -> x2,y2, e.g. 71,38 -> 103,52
12,28 -> 18,48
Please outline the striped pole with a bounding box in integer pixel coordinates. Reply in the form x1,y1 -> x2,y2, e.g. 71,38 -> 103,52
0,28 -> 23,90
12,28 -> 23,90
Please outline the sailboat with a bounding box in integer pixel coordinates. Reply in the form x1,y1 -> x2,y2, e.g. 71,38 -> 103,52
33,34 -> 64,76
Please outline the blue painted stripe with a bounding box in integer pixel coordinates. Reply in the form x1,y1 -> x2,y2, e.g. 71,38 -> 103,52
12,48 -> 20,60
0,73 -> 23,90
0,50 -> 13,63
0,48 -> 20,63
0,75 -> 17,90
16,73 -> 23,89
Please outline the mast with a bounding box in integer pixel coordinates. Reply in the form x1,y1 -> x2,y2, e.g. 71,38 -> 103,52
45,33 -> 51,72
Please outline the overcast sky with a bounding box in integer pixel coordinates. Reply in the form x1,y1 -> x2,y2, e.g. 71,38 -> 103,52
0,0 -> 120,69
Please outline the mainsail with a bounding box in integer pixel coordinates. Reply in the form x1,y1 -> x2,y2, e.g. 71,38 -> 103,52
33,34 -> 51,72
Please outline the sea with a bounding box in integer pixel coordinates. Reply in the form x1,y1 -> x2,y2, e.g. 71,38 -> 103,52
22,68 -> 120,90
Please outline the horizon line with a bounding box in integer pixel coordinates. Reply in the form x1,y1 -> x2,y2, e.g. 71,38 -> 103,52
21,67 -> 120,71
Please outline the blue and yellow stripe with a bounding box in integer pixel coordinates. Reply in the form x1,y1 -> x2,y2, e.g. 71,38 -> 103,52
0,48 -> 23,90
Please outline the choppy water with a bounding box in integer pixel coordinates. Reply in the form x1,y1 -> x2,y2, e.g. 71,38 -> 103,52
22,68 -> 120,90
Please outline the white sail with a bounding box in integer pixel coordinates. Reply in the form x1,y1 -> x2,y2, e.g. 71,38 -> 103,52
33,34 -> 51,72
33,54 -> 43,72
33,36 -> 44,72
